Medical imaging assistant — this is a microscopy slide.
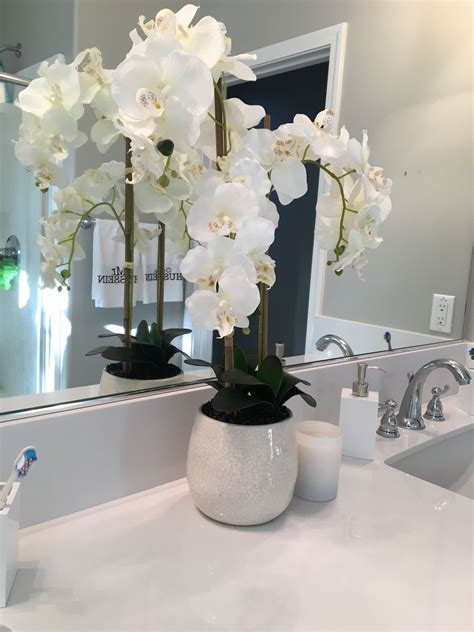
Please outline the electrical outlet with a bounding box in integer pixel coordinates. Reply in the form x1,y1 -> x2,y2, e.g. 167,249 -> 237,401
430,294 -> 455,334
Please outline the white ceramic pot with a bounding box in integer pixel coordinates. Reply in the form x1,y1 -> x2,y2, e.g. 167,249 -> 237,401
187,407 -> 297,526
99,366 -> 184,395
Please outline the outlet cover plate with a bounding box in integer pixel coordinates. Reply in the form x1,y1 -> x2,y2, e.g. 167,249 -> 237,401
430,294 -> 455,334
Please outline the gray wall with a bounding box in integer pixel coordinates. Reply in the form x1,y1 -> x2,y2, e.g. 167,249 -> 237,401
0,0 -> 75,72
75,0 -> 473,341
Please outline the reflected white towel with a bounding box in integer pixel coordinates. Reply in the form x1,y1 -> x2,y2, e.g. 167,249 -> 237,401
91,219 -> 134,308
139,238 -> 184,304
91,219 -> 184,308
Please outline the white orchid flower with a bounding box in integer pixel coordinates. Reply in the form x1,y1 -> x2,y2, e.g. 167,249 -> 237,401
164,211 -> 190,258
185,265 -> 260,337
315,175 -> 354,250
228,157 -> 271,198
180,237 -> 256,289
39,259 -> 65,290
334,230 -> 370,280
283,109 -> 347,163
73,161 -> 124,201
212,36 -> 257,81
198,98 -> 266,160
245,128 -> 308,205
14,136 -> 68,191
348,174 -> 392,222
346,130 -> 371,176
111,48 -> 213,148
18,59 -> 84,120
334,199 -> 384,279
235,217 -> 276,287
352,203 -> 384,250
134,173 -> 191,215
258,197 -> 280,228
37,213 -> 86,275
15,110 -> 86,189
53,186 -> 86,215
186,182 -> 258,242
130,5 -> 226,69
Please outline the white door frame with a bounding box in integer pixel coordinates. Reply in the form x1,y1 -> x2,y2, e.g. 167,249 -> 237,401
191,23 -> 348,361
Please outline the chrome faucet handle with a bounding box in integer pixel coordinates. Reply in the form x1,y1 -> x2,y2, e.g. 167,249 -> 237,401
423,385 -> 450,422
377,399 -> 400,438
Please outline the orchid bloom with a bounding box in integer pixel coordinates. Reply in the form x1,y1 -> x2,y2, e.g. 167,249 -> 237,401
180,236 -> 256,289
198,98 -> 266,161
235,217 -> 276,287
111,46 -> 214,150
186,182 -> 259,242
245,127 -> 308,205
212,36 -> 257,81
18,57 -> 85,120
282,109 -> 347,163
185,265 -> 260,338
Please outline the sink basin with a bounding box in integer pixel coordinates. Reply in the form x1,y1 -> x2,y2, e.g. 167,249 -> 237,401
386,424 -> 474,500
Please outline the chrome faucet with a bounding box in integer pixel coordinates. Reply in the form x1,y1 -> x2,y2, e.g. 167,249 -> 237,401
315,334 -> 355,357
397,359 -> 471,430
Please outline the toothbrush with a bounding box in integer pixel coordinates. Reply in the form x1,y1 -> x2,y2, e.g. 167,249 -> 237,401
0,446 -> 38,510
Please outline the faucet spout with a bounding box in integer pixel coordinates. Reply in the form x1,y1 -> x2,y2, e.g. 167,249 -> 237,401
315,334 -> 355,358
397,359 -> 471,430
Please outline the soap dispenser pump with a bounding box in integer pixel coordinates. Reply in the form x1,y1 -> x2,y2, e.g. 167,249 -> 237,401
339,363 -> 380,460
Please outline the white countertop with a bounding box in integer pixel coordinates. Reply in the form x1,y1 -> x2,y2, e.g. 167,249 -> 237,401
1,399 -> 473,631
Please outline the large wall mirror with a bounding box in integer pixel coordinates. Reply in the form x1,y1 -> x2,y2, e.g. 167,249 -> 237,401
0,0 -> 472,416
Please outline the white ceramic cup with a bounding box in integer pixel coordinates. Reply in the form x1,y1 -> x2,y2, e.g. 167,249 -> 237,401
294,421 -> 343,502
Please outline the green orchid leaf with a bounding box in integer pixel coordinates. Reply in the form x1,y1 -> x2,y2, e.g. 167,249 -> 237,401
220,368 -> 266,386
161,328 -> 192,345
212,387 -> 275,413
296,388 -> 317,408
85,345 -> 113,356
135,320 -> 150,343
150,322 -> 162,347
100,346 -> 152,364
276,372 -> 312,408
256,355 -> 283,397
233,345 -> 249,373
205,380 -> 223,391
279,385 -> 317,408
184,358 -> 224,380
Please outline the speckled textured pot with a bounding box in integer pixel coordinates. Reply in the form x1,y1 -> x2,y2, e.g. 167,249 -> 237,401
99,367 -> 184,395
187,407 -> 297,526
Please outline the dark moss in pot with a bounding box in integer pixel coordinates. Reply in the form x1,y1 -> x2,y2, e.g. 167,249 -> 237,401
201,401 -> 291,426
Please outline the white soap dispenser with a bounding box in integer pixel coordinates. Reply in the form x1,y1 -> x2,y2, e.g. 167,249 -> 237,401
339,363 -> 380,460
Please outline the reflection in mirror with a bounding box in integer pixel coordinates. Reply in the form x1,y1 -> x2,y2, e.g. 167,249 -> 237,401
0,0 -> 472,415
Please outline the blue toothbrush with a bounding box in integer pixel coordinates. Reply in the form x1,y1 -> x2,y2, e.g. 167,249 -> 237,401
0,447 -> 38,510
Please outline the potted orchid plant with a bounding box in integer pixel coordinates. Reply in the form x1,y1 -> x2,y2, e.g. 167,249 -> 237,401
15,5 -> 392,525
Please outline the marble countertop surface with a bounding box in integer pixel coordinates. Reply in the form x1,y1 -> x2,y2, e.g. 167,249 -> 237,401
1,399 -> 472,631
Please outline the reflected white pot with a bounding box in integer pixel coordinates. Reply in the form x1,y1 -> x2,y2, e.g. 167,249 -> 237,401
187,407 -> 297,526
99,367 -> 184,395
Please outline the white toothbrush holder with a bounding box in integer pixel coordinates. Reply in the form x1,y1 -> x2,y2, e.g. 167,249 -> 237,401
0,482 -> 21,608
